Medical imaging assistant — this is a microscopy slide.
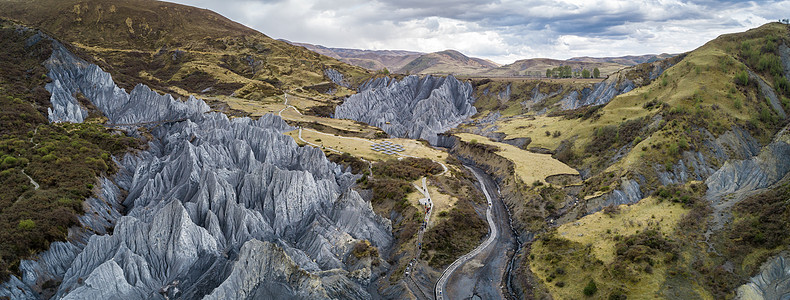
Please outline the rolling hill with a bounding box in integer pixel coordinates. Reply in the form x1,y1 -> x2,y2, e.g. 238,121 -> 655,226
0,0 -> 370,100
395,49 -> 500,75
286,41 -> 422,71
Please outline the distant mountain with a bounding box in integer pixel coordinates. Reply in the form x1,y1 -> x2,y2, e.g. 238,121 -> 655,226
286,41 -> 422,71
396,50 -> 500,75
568,53 -> 677,65
479,58 -> 626,77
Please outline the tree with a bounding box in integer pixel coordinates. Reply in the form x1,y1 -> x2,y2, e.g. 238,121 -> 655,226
546,69 -> 552,78
593,67 -> 600,78
583,279 -> 598,296
582,69 -> 591,78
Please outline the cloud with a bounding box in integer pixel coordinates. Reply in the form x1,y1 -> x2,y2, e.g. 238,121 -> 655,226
168,0 -> 790,64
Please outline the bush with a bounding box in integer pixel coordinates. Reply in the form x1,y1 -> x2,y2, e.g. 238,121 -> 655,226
734,71 -> 749,86
776,76 -> 790,96
17,219 -> 35,230
1,155 -> 18,167
583,279 -> 598,296
757,53 -> 782,76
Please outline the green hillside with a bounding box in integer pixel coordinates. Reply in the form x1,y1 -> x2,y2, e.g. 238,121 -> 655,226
477,22 -> 790,299
0,21 -> 142,280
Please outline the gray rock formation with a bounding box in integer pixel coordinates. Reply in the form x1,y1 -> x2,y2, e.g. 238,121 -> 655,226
559,56 -> 680,110
706,130 -> 790,201
334,75 -> 476,144
736,253 -> 790,300
45,41 -> 209,124
559,72 -> 635,110
659,127 -> 760,185
779,43 -> 790,79
586,178 -> 643,214
522,84 -> 562,111
749,69 -> 787,119
3,34 -> 392,300
324,68 -> 350,88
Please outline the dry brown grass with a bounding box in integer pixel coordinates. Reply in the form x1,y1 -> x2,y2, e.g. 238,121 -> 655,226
455,133 -> 577,184
285,129 -> 448,163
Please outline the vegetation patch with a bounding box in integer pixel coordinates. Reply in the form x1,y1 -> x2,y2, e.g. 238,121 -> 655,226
420,199 -> 486,267
0,22 -> 141,281
530,197 -> 686,299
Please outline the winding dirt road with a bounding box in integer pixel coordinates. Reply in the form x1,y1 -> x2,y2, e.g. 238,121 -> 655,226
436,166 -> 517,300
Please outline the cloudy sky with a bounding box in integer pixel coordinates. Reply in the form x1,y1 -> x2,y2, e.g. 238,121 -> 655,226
169,0 -> 790,64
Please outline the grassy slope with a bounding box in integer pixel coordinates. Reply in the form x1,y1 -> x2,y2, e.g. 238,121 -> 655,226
0,0 -> 369,101
455,133 -> 578,184
284,129 -> 448,162
521,23 -> 790,299
530,197 -> 690,299
0,22 -> 141,281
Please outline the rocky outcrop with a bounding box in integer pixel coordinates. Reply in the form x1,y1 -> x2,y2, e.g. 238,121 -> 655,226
324,68 -> 350,88
749,70 -> 787,118
779,43 -> 790,79
559,72 -> 635,110
45,41 -> 209,124
706,129 -> 790,201
560,56 -> 680,110
522,84 -> 562,111
586,178 -> 643,214
3,35 -> 392,299
334,75 -> 476,144
736,253 -> 790,300
658,127 -> 761,185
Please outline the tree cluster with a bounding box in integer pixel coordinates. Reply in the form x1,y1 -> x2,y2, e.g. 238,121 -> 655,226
545,66 -> 600,78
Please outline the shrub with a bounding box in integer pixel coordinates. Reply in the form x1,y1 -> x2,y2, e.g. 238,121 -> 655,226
734,98 -> 742,110
17,219 -> 35,230
757,53 -> 782,76
1,155 -> 18,167
41,153 -> 56,162
776,76 -> 790,96
734,71 -> 749,86
583,279 -> 598,296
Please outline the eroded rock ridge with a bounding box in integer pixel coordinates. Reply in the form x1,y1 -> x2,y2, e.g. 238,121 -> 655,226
334,75 -> 476,144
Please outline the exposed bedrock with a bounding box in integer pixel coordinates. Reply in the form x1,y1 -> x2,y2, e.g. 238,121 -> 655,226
560,56 -> 679,110
334,74 -> 476,144
45,40 -> 209,124
3,36 -> 392,299
324,68 -> 350,88
559,74 -> 635,110
736,253 -> 790,300
585,178 -> 643,214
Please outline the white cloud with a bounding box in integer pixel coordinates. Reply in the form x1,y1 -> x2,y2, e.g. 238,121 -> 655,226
168,0 -> 790,64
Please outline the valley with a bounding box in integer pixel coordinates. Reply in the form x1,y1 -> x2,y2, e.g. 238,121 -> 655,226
0,1 -> 789,299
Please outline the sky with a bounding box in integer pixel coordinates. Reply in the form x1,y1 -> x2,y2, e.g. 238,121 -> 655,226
168,0 -> 790,64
